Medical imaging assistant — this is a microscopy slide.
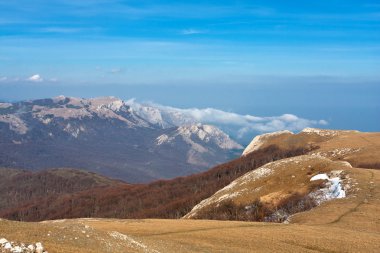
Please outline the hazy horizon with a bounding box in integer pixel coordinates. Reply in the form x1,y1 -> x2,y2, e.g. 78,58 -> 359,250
1,0 -> 379,133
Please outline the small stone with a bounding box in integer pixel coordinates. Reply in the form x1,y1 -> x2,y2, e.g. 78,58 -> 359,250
27,244 -> 35,251
0,238 -> 8,244
36,242 -> 44,253
4,242 -> 12,249
12,245 -> 23,253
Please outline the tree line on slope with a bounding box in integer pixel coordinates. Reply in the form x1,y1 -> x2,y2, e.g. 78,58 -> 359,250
0,145 -> 316,221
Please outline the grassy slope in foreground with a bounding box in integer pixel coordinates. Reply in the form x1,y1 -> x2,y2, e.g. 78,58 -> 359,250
0,136 -> 379,252
1,129 -> 379,252
0,166 -> 379,253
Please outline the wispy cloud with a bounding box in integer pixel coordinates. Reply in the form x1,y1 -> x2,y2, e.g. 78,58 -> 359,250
181,29 -> 207,35
0,74 -> 60,84
37,27 -> 82,34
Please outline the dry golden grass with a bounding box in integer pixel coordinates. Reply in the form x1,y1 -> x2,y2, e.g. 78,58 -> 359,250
1,167 -> 379,252
1,130 -> 379,252
244,129 -> 380,167
183,155 -> 354,219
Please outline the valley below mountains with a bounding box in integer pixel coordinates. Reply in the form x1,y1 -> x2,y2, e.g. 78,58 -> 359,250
0,126 -> 379,252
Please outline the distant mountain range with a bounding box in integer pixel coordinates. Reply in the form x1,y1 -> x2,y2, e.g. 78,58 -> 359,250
0,96 -> 242,182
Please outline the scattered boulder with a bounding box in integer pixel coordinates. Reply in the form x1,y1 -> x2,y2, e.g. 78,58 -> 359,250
0,238 -> 48,253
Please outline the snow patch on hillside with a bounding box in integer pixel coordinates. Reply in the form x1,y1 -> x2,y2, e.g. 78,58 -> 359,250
309,171 -> 346,204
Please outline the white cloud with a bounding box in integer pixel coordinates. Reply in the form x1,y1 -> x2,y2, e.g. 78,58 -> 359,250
128,100 -> 329,141
27,74 -> 43,82
0,76 -> 7,82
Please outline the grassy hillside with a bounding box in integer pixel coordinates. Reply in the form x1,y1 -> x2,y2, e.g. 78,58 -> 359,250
0,129 -> 379,252
0,165 -> 379,253
1,166 -> 379,252
0,145 -> 311,221
183,130 -> 380,221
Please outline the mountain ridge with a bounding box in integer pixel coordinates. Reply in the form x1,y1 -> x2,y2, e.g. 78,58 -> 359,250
0,96 -> 242,182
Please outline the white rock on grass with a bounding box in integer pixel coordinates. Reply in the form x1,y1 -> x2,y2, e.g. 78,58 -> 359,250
4,242 -> 12,249
27,244 -> 35,251
12,245 -> 23,253
0,238 -> 48,253
36,242 -> 44,253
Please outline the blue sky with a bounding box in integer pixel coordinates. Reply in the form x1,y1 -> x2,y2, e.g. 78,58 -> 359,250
0,0 -> 379,133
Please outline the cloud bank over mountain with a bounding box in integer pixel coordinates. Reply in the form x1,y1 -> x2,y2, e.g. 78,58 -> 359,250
126,99 -> 328,142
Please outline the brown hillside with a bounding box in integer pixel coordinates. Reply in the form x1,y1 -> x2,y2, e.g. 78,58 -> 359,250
0,145 -> 312,221
183,130 -> 380,222
0,168 -> 123,213
1,129 -> 378,223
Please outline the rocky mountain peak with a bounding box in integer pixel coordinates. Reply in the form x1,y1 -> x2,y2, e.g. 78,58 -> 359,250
157,124 -> 243,150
